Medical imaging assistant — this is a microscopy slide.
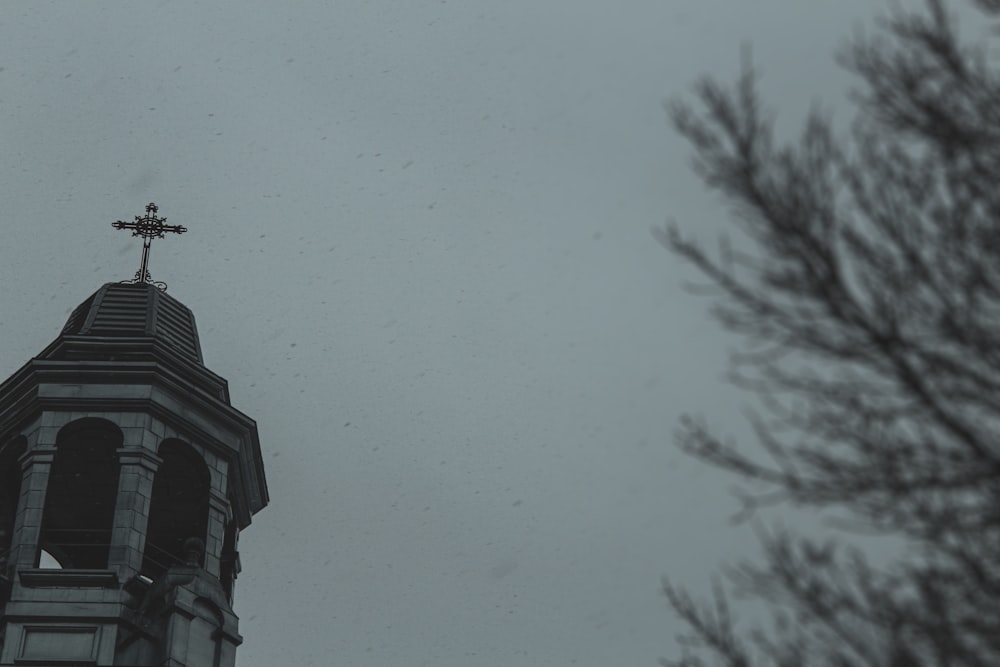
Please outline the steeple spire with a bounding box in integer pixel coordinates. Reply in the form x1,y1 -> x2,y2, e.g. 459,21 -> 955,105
0,271 -> 268,666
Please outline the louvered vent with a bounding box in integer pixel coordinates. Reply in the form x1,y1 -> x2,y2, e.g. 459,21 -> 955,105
151,290 -> 202,361
89,285 -> 151,335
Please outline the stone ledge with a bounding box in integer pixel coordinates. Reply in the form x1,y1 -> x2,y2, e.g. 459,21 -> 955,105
18,569 -> 118,588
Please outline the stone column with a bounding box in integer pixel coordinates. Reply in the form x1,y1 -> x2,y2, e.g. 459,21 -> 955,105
108,448 -> 162,578
10,446 -> 57,570
205,489 -> 230,578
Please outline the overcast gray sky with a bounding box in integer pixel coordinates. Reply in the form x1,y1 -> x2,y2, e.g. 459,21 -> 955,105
0,1 -> 903,665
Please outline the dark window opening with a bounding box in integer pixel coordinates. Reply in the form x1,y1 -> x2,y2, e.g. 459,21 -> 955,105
142,440 -> 210,580
0,437 -> 26,575
39,419 -> 122,569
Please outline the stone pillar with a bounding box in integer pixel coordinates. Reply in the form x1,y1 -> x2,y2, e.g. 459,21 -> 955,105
205,489 -> 230,579
10,447 -> 57,570
109,449 -> 162,578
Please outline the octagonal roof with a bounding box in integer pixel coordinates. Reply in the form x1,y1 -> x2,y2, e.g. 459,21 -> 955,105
60,282 -> 203,363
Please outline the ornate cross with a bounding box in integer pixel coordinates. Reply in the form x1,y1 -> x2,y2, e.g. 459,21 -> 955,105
112,203 -> 187,291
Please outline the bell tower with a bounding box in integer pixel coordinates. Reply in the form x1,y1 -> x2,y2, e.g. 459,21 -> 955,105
0,205 -> 268,666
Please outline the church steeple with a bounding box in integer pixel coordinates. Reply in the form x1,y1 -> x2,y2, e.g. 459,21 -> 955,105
0,210 -> 268,666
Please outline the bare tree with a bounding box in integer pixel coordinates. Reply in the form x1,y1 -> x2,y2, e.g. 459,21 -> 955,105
659,1 -> 1000,665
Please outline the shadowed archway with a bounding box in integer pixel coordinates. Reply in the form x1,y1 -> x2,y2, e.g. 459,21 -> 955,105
142,439 -> 211,579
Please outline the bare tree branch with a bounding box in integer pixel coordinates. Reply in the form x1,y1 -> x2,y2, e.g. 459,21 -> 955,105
661,1 -> 1000,664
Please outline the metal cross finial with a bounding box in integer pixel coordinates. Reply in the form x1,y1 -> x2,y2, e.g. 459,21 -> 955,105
112,203 -> 187,291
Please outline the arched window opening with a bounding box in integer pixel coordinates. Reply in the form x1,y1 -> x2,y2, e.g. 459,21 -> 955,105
142,440 -> 210,580
39,419 -> 122,569
0,437 -> 27,573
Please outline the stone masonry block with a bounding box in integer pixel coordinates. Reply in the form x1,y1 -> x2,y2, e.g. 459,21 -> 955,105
117,412 -> 148,427
24,473 -> 50,492
40,412 -> 62,427
118,473 -> 140,494
36,426 -> 60,446
128,532 -> 143,551
19,507 -> 43,528
113,508 -> 135,525
25,489 -> 46,510
136,472 -> 155,489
